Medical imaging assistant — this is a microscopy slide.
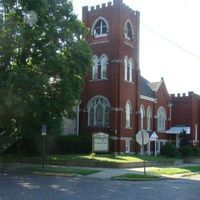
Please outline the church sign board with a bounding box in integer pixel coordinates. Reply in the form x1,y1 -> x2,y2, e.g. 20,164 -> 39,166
92,132 -> 109,152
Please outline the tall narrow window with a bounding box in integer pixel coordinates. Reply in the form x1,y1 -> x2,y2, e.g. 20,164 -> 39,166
124,57 -> 128,81
100,55 -> 108,79
129,59 -> 133,82
87,96 -> 110,127
146,107 -> 152,130
124,57 -> 133,82
93,18 -> 108,37
125,101 -> 132,128
92,56 -> 98,80
140,105 -> 145,129
124,21 -> 133,40
157,107 -> 166,131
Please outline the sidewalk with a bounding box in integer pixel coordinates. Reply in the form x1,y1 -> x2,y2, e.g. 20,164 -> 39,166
84,167 -> 147,179
78,163 -> 200,179
1,162 -> 199,180
61,163 -> 200,179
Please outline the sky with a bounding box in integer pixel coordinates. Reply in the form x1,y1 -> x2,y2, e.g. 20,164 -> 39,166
71,0 -> 200,95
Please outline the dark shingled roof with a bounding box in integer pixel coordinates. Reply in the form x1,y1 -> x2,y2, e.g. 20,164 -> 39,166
140,76 -> 155,98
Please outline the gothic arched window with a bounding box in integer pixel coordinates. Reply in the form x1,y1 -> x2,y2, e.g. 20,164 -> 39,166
125,101 -> 132,128
124,57 -> 128,80
100,55 -> 108,79
92,54 -> 108,80
92,55 -> 98,80
87,96 -> 110,127
92,17 -> 108,37
140,105 -> 145,129
124,56 -> 133,82
124,20 -> 133,40
157,107 -> 166,131
146,106 -> 152,130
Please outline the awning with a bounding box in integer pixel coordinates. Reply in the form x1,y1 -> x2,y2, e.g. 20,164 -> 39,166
166,126 -> 190,134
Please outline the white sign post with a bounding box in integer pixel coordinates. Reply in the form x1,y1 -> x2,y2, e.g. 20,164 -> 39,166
136,129 -> 149,175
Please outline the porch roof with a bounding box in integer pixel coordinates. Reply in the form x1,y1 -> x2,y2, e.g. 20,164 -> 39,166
149,131 -> 158,140
166,126 -> 190,134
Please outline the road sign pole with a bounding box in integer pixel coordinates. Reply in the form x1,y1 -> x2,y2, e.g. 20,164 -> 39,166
142,131 -> 146,175
136,129 -> 149,176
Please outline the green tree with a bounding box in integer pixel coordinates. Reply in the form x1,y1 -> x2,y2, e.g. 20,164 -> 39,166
0,0 -> 92,142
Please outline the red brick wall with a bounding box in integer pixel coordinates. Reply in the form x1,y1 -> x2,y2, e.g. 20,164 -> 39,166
139,99 -> 154,130
154,81 -> 171,133
80,0 -> 140,152
171,92 -> 200,145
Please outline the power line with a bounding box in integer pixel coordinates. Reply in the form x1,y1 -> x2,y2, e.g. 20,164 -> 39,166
141,22 -> 200,61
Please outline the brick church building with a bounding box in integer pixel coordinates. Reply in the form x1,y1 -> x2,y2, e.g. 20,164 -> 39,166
65,0 -> 200,154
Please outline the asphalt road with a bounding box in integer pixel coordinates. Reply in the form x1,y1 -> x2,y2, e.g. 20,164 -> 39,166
0,173 -> 200,200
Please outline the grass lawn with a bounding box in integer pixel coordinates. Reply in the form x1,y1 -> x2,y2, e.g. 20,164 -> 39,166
149,165 -> 200,175
19,164 -> 100,176
47,154 -> 180,163
48,154 -> 143,163
1,154 -> 181,165
112,173 -> 160,181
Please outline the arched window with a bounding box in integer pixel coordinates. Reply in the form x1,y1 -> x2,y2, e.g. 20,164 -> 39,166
92,55 -> 98,80
124,56 -> 133,82
125,101 -> 132,128
124,20 -> 133,40
146,107 -> 152,130
157,107 -> 166,131
128,59 -> 133,82
92,17 -> 108,37
87,96 -> 110,127
92,54 -> 108,80
100,55 -> 108,79
140,105 -> 145,129
124,56 -> 128,81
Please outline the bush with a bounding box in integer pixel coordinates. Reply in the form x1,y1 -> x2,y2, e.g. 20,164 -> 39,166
192,147 -> 200,157
4,136 -> 39,156
56,134 -> 92,154
160,142 -> 178,158
179,146 -> 193,157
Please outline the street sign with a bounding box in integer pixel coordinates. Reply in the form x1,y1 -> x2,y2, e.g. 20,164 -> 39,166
41,125 -> 47,136
136,129 -> 149,146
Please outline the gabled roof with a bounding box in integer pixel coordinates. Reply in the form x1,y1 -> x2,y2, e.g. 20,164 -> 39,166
148,82 -> 161,91
140,76 -> 155,99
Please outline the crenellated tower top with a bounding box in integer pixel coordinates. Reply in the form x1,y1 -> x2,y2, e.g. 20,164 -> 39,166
83,0 -> 138,17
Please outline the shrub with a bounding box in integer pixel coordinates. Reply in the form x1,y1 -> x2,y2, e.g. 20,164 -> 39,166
179,130 -> 190,147
160,142 -> 178,157
4,136 -> 39,156
179,146 -> 194,157
56,134 -> 92,154
192,147 -> 200,157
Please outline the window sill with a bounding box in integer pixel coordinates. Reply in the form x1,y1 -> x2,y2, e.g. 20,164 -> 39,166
124,80 -> 134,84
125,35 -> 132,41
93,34 -> 108,38
90,78 -> 109,82
125,127 -> 132,129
